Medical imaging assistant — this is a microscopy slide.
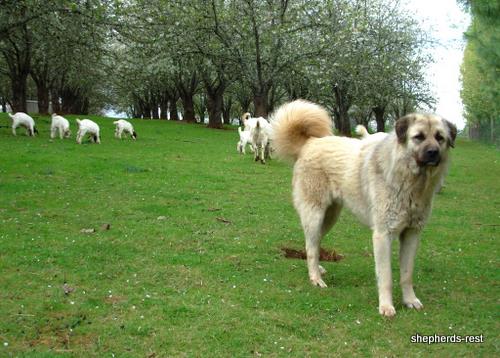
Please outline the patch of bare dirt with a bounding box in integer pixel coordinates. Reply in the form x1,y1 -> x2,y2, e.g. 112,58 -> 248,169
281,247 -> 344,262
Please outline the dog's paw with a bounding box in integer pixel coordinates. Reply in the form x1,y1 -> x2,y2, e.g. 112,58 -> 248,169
404,298 -> 423,310
379,304 -> 396,317
318,265 -> 327,275
310,277 -> 327,288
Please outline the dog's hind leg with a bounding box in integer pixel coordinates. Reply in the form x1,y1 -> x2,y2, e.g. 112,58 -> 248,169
399,229 -> 423,310
318,203 -> 342,275
298,204 -> 328,288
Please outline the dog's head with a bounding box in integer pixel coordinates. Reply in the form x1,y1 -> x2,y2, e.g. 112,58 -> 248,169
395,113 -> 457,167
132,131 -> 137,140
64,129 -> 71,138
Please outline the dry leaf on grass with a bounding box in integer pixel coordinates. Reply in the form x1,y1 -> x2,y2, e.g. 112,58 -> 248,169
216,217 -> 232,224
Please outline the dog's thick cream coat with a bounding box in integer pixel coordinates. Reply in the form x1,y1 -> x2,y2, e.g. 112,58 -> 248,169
272,100 -> 455,317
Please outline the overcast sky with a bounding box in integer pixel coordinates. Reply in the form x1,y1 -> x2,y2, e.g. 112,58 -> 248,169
404,0 -> 470,130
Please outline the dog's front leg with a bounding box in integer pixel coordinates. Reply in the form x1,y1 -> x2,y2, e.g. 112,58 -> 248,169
399,229 -> 423,310
373,230 -> 396,317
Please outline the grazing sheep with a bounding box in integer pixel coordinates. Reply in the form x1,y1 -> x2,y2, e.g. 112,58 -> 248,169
113,119 -> 137,140
242,113 -> 274,162
236,126 -> 253,154
250,117 -> 272,164
8,112 -> 38,136
50,113 -> 71,139
76,119 -> 100,144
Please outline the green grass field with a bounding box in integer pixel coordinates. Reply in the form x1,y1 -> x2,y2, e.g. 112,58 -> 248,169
0,113 -> 498,357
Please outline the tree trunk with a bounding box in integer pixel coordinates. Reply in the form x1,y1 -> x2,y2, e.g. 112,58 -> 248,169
51,90 -> 61,113
373,106 -> 386,132
253,91 -> 268,118
152,103 -> 159,119
169,98 -> 179,121
206,88 -> 224,129
195,93 -> 207,123
142,103 -> 151,119
181,94 -> 196,123
11,74 -> 28,113
1,97 -> 6,112
333,84 -> 351,136
223,96 -> 232,124
159,100 -> 168,119
36,83 -> 50,114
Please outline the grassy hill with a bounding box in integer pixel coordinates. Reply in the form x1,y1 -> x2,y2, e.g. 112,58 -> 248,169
0,113 -> 498,356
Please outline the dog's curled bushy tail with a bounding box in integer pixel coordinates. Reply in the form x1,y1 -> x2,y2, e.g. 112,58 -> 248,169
271,100 -> 332,161
355,125 -> 369,138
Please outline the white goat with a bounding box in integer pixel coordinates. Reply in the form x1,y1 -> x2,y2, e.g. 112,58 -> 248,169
113,119 -> 137,140
76,119 -> 100,144
50,113 -> 71,139
8,112 -> 38,136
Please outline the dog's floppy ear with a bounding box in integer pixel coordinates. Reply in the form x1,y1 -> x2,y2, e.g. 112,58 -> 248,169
443,119 -> 457,148
395,115 -> 414,144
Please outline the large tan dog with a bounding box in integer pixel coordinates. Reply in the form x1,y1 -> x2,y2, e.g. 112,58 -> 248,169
272,100 -> 456,317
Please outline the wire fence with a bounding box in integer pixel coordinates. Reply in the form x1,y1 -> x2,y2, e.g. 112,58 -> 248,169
467,119 -> 500,147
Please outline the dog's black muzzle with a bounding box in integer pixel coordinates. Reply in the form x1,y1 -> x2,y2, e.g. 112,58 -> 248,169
422,148 -> 441,166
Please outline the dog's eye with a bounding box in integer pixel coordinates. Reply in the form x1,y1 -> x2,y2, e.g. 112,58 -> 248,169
413,133 -> 425,141
435,133 -> 444,142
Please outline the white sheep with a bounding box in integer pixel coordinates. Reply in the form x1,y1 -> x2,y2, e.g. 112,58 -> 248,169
76,119 -> 100,144
250,117 -> 272,164
50,113 -> 71,139
8,112 -> 38,136
236,126 -> 253,154
113,119 -> 137,140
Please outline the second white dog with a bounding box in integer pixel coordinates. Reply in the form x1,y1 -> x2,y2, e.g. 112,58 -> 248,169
76,119 -> 100,144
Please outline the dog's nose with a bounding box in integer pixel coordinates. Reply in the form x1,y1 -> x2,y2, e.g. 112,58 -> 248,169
426,148 -> 439,159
